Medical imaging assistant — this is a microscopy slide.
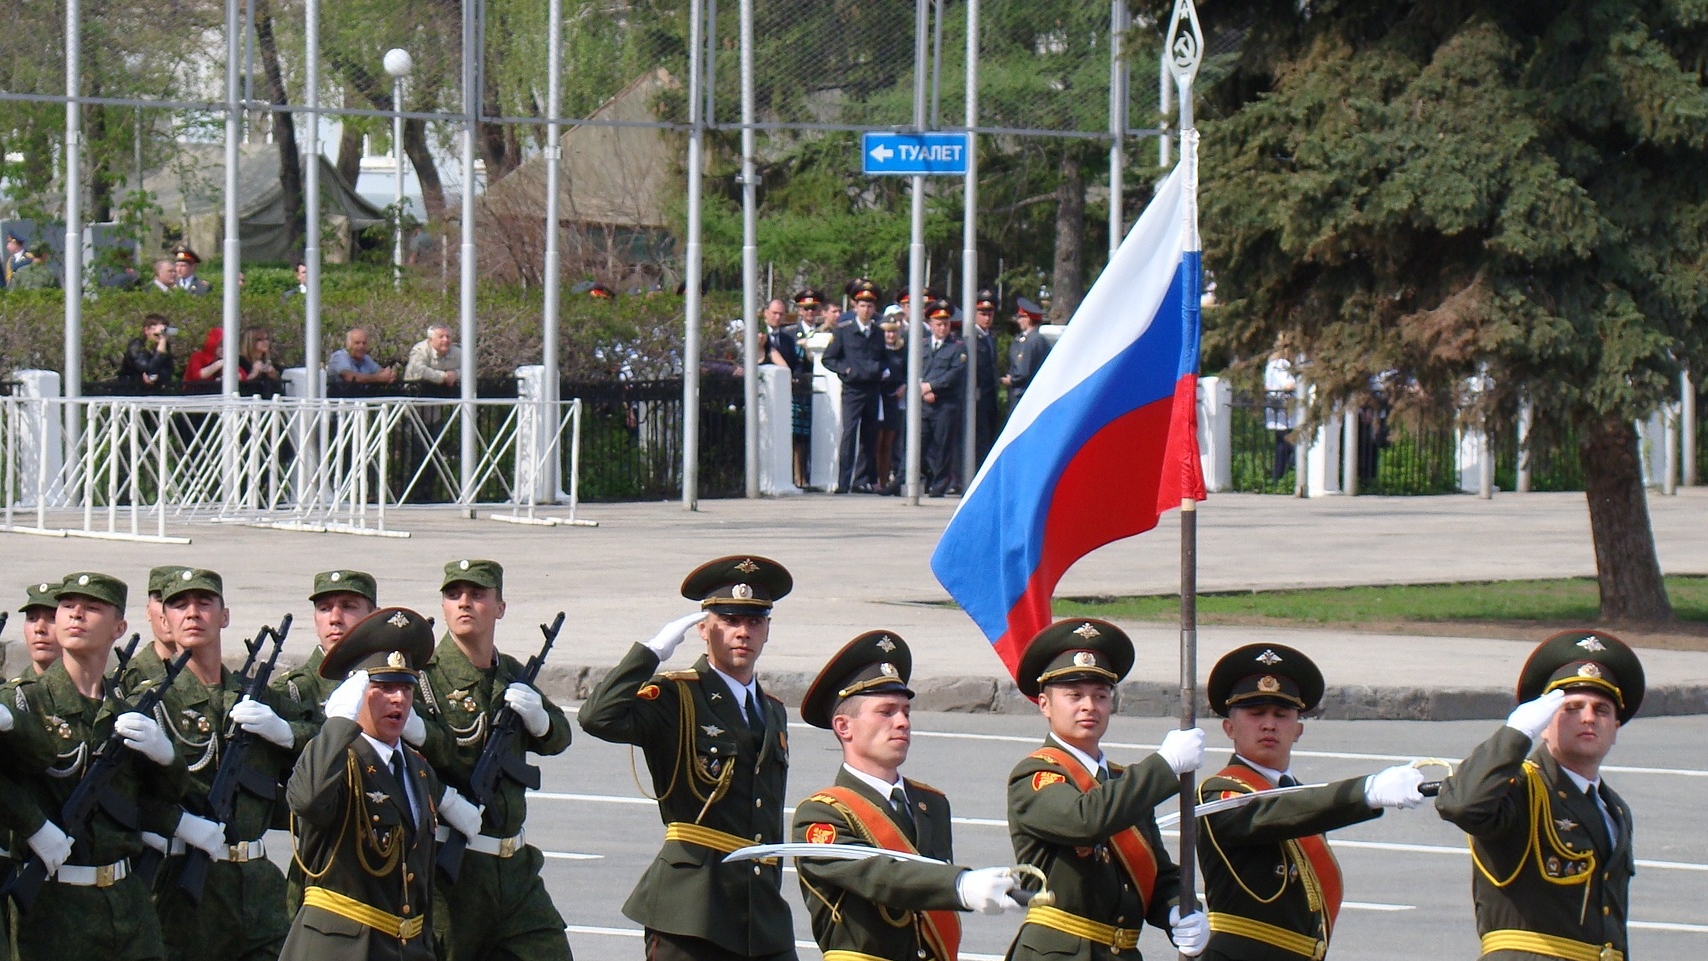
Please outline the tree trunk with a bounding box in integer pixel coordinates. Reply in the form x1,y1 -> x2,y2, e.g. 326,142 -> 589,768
406,118 -> 446,223
1579,413 -> 1673,622
335,126 -> 363,195
253,0 -> 303,252
1050,146 -> 1085,323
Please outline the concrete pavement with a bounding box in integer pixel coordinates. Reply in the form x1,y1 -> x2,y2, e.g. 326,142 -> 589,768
5,487 -> 1706,719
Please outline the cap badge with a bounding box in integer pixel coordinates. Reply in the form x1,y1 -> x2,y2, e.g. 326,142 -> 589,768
386,651 -> 407,669
1256,649 -> 1283,666
1258,675 -> 1282,693
732,583 -> 754,600
37,582 -> 49,591
77,575 -> 90,586
181,570 -> 193,580
1073,623 -> 1100,639
875,635 -> 896,652
387,611 -> 410,629
330,572 -> 342,582
1577,636 -> 1607,653
459,560 -> 471,570
735,558 -> 760,574
880,662 -> 899,678
1072,651 -> 1097,668
1578,663 -> 1603,679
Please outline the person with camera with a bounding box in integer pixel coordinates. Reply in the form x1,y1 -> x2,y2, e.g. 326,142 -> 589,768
119,313 -> 177,387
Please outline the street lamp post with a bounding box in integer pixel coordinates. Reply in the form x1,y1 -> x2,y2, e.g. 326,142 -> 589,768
384,47 -> 413,290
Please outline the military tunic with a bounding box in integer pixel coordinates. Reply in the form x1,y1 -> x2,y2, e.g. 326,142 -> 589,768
2,676 -> 55,957
579,644 -> 795,958
146,663 -> 300,961
281,716 -> 440,961
1196,761 -> 1380,961
414,635 -> 574,961
1435,727 -> 1633,961
8,661 -> 192,961
1005,736 -> 1181,961
792,769 -> 965,961
272,646 -> 333,908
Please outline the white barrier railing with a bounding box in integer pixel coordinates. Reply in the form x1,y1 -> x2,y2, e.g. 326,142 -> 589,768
0,392 -> 589,542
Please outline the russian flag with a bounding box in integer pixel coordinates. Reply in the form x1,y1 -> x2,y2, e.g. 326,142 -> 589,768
931,133 -> 1206,678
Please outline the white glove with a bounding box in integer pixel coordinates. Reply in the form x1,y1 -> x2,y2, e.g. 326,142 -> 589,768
504,683 -> 551,737
439,786 -> 485,840
173,813 -> 228,858
1506,689 -> 1565,740
140,831 -> 169,854
1157,727 -> 1207,775
116,711 -> 176,766
0,702 -> 12,732
643,611 -> 707,660
230,696 -> 294,749
402,708 -> 426,747
324,670 -> 369,721
1364,764 -> 1426,810
1170,906 -> 1209,957
955,866 -> 1022,915
26,822 -> 72,876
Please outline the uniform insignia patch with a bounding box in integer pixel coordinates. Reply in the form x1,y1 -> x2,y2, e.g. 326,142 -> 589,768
388,612 -> 410,629
1256,649 -> 1283,665
638,684 -> 661,701
366,791 -> 390,804
702,724 -> 724,737
875,636 -> 896,652
329,572 -> 342,582
708,691 -> 722,700
735,558 -> 760,574
386,651 -> 407,669
366,765 -> 378,775
805,823 -> 837,844
880,662 -> 898,678
733,583 -> 754,600
1072,651 -> 1096,667
1578,663 -> 1603,679
1555,817 -> 1579,832
1221,790 -> 1239,800
1577,636 -> 1607,652
1258,675 -> 1281,693
1073,623 -> 1100,640
1032,771 -> 1067,791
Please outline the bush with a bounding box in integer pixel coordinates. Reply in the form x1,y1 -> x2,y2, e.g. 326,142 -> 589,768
0,278 -> 746,384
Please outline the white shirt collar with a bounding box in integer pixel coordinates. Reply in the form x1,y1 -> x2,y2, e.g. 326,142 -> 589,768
1048,735 -> 1108,781
1235,754 -> 1294,787
709,664 -> 759,706
1558,765 -> 1599,797
842,763 -> 906,801
360,731 -> 403,765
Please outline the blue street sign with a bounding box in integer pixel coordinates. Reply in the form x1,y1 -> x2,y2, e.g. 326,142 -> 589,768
861,132 -> 970,176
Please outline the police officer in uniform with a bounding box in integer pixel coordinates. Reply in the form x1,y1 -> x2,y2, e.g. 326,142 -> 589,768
281,606 -> 481,961
967,289 -> 1001,468
148,568 -> 303,961
1196,644 -> 1427,960
919,301 -> 966,497
1436,630 -> 1644,961
579,555 -> 796,961
792,630 -> 1021,961
5,572 -> 191,961
413,559 -> 574,961
1003,298 -> 1051,412
821,280 -> 888,493
1004,620 -> 1209,961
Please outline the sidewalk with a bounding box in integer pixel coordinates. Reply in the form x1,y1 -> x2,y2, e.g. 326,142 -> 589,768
6,488 -> 1706,720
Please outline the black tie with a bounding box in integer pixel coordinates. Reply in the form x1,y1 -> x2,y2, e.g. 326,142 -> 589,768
390,751 -> 416,827
1095,766 -> 1109,784
745,691 -> 765,736
1279,774 -> 1299,788
890,787 -> 917,843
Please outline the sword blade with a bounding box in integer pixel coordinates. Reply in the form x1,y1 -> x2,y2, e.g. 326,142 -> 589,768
725,842 -> 949,865
1156,782 -> 1325,827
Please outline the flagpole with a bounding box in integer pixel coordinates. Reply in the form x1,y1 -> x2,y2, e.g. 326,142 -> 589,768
1165,0 -> 1205,949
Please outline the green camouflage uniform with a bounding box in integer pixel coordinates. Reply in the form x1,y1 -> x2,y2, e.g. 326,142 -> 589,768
416,636 -> 573,961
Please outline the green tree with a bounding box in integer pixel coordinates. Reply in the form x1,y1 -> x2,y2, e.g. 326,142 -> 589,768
1188,0 -> 1706,620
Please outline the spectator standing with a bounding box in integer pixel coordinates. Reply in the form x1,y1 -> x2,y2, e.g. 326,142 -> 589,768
326,328 -> 398,386
967,289 -> 1001,471
173,247 -> 211,294
919,301 -> 966,498
280,261 -> 308,301
118,313 -> 176,387
876,306 -> 908,494
184,328 -> 225,383
785,289 -> 822,487
8,242 -> 60,290
1003,296 -> 1051,412
150,259 -> 176,293
1264,340 -> 1298,482
4,231 -> 29,284
405,323 -> 461,388
820,279 -> 887,493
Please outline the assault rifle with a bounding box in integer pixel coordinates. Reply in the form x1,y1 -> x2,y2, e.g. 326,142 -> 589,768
436,611 -> 565,882
175,614 -> 292,901
107,633 -> 142,686
3,648 -> 195,911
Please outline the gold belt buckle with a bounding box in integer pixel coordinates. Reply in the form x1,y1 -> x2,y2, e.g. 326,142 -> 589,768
1600,946 -> 1616,961
94,864 -> 116,888
229,842 -> 249,863
497,835 -> 518,858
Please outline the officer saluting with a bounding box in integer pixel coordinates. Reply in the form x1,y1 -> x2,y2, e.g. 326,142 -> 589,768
792,631 -> 1021,961
1196,644 -> 1426,960
280,607 -> 481,961
1436,631 -> 1645,961
1004,620 -> 1209,960
579,555 -> 796,961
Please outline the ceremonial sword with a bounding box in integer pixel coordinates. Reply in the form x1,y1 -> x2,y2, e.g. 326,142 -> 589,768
725,845 -> 1055,906
1155,758 -> 1454,828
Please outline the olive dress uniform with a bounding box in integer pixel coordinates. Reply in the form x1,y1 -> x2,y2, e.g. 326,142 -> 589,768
8,660 -> 192,961
415,632 -> 574,961
280,606 -> 441,961
1435,629 -> 1645,961
580,645 -> 794,959
145,654 -> 302,961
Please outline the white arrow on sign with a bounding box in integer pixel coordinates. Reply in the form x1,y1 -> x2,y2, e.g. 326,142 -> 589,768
869,144 -> 895,163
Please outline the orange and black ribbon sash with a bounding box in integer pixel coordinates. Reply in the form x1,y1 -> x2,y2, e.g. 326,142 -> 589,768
1029,748 -> 1160,908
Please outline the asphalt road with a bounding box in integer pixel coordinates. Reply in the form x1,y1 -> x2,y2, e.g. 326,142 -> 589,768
489,708 -> 1705,961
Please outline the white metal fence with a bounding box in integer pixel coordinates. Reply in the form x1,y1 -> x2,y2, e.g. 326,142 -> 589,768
0,393 -> 589,542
